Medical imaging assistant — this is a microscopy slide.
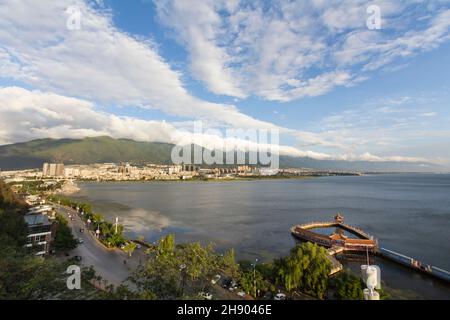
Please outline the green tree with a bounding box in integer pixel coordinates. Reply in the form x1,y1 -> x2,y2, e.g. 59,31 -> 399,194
100,222 -> 125,247
237,261 -> 276,297
158,234 -> 175,255
53,215 -> 77,251
0,209 -> 28,247
220,248 -> 240,279
92,213 -> 104,225
275,242 -> 331,299
123,242 -> 138,258
238,269 -> 273,297
130,235 -> 240,299
329,271 -> 364,300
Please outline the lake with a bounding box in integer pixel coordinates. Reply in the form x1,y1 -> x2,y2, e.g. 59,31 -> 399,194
71,174 -> 450,299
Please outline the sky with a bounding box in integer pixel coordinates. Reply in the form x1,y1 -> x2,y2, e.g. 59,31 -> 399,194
0,0 -> 449,167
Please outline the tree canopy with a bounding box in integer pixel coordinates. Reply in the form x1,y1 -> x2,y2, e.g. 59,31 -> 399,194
130,234 -> 240,299
274,242 -> 331,299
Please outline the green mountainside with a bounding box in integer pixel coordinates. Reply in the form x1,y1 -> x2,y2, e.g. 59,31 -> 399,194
0,137 -> 174,169
0,136 -> 443,172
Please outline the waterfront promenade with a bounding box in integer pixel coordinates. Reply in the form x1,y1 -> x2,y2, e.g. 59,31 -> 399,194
54,204 -> 145,287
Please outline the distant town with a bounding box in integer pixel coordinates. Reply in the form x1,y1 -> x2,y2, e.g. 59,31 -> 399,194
0,162 -> 362,185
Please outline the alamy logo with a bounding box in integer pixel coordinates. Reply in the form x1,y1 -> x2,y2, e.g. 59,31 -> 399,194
171,121 -> 280,171
367,5 -> 382,30
66,6 -> 81,31
66,265 -> 81,290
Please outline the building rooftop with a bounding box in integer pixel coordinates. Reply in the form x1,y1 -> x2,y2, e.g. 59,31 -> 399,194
24,214 -> 51,226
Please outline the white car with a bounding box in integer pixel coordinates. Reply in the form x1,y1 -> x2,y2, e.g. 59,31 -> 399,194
274,293 -> 286,300
237,291 -> 246,298
228,281 -> 238,291
78,238 -> 84,244
199,292 -> 212,300
211,274 -> 221,284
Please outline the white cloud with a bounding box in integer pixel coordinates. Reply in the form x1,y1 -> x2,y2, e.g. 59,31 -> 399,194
335,8 -> 450,72
0,86 -> 176,145
0,86 -> 432,163
0,0 -> 442,165
291,94 -> 450,164
0,86 -> 305,159
420,112 -> 437,117
155,0 -> 246,98
155,0 -> 450,101
0,0 -> 274,130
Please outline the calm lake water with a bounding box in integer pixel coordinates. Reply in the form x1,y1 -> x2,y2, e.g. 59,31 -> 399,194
72,174 -> 450,299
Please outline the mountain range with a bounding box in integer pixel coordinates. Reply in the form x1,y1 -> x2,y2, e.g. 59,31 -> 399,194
0,136 -> 443,172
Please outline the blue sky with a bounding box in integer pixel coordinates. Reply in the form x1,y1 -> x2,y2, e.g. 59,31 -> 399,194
0,0 -> 449,167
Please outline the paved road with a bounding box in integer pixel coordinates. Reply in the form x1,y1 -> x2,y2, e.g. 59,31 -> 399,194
55,204 -> 145,287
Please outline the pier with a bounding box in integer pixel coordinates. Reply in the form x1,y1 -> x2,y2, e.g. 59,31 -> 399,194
377,247 -> 450,283
290,213 -> 450,283
327,247 -> 344,275
290,213 -> 378,253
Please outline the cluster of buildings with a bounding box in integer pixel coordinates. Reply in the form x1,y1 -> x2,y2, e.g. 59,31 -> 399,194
63,163 -> 191,180
0,162 -> 361,184
42,162 -> 278,181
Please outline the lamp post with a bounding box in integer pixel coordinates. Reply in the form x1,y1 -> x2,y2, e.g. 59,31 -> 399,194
253,258 -> 258,298
179,264 -> 187,296
96,221 -> 100,239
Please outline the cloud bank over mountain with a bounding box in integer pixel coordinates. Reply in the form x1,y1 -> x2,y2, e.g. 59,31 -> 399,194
0,0 -> 449,167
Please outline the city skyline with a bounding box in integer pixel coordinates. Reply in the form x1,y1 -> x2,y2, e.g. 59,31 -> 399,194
0,0 -> 450,168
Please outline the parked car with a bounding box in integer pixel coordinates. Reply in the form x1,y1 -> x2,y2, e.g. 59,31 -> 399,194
228,280 -> 238,291
263,292 -> 273,300
237,291 -> 246,298
198,292 -> 213,300
274,293 -> 286,300
70,256 -> 82,262
222,278 -> 232,289
211,274 -> 221,284
78,238 -> 84,244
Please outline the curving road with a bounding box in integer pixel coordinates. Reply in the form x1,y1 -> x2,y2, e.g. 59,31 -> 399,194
55,204 -> 145,287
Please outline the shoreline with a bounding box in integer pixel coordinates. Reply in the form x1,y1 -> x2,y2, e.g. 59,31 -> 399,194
64,173 -> 355,185
58,179 -> 81,195
73,175 -> 316,183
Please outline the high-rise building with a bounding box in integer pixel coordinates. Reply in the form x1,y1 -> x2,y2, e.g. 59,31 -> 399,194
43,163 -> 65,177
56,163 -> 64,176
42,163 -> 50,176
